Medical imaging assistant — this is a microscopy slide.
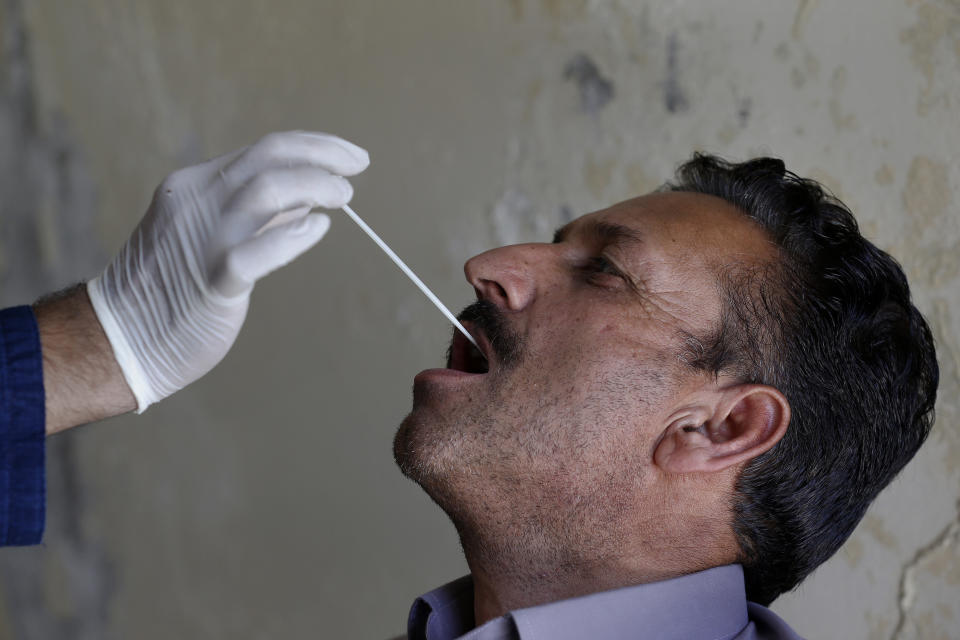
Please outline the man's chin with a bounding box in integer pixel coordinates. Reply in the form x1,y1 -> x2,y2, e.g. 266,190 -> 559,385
393,409 -> 445,484
393,409 -> 476,528
392,412 -> 420,480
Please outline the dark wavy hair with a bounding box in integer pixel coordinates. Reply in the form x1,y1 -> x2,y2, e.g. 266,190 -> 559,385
664,154 -> 939,606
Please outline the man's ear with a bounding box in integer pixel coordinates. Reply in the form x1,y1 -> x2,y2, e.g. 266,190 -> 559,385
654,384 -> 790,474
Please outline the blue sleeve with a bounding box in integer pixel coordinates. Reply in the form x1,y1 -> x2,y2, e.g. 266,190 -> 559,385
0,306 -> 46,546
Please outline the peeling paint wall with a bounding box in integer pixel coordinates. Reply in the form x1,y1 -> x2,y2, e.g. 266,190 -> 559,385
0,1 -> 957,638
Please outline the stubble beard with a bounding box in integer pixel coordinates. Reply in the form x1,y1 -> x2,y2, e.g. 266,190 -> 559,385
392,301 -> 679,586
394,300 -> 524,490
393,355 -> 654,587
392,383 -> 503,491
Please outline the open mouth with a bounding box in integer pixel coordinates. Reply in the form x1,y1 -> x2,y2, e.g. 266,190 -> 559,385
447,325 -> 490,374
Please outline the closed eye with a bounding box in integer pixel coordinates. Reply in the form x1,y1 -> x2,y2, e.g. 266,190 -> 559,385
586,256 -> 623,277
582,255 -> 649,298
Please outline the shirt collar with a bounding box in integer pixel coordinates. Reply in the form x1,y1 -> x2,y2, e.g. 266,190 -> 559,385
408,565 -> 749,640
408,575 -> 476,640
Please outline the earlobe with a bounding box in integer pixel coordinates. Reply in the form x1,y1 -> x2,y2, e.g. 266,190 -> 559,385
654,385 -> 790,474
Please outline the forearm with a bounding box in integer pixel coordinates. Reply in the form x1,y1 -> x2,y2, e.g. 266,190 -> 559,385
33,284 -> 137,435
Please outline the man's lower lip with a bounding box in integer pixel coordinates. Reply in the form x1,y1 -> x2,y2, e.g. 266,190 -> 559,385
414,368 -> 487,384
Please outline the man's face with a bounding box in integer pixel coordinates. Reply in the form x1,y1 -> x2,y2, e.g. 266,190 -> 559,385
394,191 -> 772,556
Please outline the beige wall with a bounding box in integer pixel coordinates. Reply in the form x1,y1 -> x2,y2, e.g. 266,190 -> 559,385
0,1 -> 957,638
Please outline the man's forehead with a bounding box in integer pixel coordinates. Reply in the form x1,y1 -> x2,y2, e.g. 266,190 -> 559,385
560,192 -> 773,261
552,217 -> 644,247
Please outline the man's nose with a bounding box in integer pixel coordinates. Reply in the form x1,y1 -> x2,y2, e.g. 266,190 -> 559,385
464,244 -> 551,311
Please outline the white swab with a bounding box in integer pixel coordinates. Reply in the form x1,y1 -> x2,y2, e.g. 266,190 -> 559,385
340,204 -> 479,350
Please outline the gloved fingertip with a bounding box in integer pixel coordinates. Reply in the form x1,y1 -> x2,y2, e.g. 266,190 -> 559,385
333,150 -> 369,177
328,136 -> 369,164
308,212 -> 332,237
288,213 -> 331,239
327,137 -> 370,174
353,146 -> 371,171
335,176 -> 354,204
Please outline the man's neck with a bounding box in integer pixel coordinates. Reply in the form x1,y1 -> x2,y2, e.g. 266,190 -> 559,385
459,518 -> 740,626
462,537 -> 683,626
438,468 -> 740,626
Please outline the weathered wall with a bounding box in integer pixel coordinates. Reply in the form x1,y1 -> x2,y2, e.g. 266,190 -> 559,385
0,1 -> 957,638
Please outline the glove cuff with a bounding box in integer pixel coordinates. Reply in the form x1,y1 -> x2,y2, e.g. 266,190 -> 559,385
86,278 -> 159,414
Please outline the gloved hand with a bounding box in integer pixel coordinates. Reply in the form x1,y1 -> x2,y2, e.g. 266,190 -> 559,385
87,130 -> 369,413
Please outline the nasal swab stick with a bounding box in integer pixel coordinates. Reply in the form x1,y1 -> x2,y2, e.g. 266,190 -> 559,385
340,204 -> 479,350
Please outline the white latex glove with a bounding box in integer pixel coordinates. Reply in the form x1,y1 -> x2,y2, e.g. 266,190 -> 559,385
88,131 -> 369,412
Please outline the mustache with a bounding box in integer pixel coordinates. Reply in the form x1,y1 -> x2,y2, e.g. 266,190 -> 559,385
452,300 -> 523,369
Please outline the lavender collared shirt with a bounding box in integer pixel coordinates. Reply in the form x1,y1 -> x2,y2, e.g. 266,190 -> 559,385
407,564 -> 803,640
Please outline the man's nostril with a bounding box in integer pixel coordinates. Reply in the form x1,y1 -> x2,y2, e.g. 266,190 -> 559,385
477,279 -> 509,304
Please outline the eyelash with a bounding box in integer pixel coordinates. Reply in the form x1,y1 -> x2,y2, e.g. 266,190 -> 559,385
585,256 -> 623,280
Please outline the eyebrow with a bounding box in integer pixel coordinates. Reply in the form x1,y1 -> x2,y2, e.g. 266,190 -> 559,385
552,220 -> 644,248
